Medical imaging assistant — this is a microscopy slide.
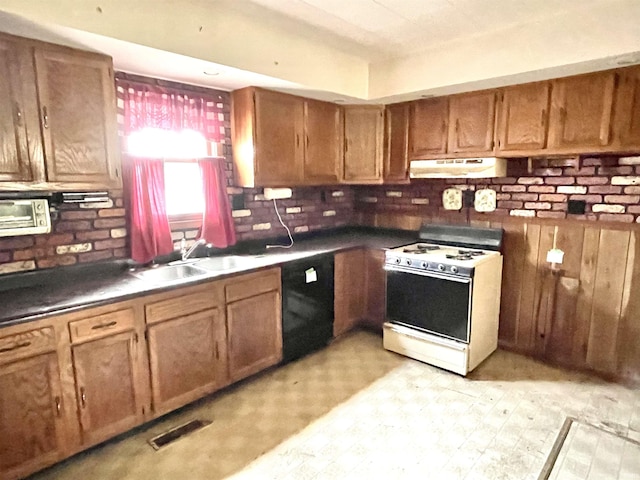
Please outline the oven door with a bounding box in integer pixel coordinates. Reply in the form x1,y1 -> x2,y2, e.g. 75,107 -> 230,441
385,266 -> 472,343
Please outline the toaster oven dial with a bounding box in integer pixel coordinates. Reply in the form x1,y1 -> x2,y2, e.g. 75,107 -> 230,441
437,264 -> 445,272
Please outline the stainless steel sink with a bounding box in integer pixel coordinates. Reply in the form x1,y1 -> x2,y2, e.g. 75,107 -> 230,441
193,256 -> 256,271
131,264 -> 209,284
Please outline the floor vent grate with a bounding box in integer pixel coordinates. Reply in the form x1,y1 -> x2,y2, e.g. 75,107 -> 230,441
148,419 -> 212,450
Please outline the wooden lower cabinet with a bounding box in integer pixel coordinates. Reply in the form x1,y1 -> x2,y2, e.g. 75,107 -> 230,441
0,353 -> 66,480
227,290 -> 282,382
0,269 -> 285,478
147,308 -> 227,416
363,249 -> 387,331
334,249 -> 367,336
72,330 -> 145,446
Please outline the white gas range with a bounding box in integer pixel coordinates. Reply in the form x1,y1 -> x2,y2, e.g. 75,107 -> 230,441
383,224 -> 504,375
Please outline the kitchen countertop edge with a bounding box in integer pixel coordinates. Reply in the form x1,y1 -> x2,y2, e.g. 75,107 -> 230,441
0,228 -> 416,328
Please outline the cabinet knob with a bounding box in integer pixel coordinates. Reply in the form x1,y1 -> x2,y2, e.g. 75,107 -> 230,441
42,106 -> 49,129
540,109 -> 546,127
55,396 -> 62,417
15,103 -> 22,126
80,387 -> 87,408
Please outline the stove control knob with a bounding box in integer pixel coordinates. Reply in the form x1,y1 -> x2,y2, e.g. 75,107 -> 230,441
393,257 -> 401,265
404,259 -> 412,266
437,264 -> 445,272
420,262 -> 428,269
451,266 -> 459,274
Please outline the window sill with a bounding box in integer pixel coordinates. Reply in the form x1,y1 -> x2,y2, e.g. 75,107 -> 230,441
169,213 -> 202,231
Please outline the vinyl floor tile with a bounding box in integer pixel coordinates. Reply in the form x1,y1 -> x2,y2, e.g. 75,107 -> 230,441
29,330 -> 640,480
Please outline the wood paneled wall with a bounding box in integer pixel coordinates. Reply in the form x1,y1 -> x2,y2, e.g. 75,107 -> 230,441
357,211 -> 640,385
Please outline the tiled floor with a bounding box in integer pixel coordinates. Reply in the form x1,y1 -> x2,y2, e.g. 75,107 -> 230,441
31,331 -> 640,480
548,420 -> 640,480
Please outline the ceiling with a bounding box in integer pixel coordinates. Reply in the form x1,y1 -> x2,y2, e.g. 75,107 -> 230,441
0,0 -> 639,102
242,0 -> 605,62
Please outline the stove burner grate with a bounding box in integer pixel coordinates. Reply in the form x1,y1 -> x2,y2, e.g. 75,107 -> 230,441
458,249 -> 486,257
403,244 -> 441,254
446,254 -> 474,261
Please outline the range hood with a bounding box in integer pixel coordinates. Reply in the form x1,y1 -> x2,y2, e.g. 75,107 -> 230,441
409,157 -> 507,179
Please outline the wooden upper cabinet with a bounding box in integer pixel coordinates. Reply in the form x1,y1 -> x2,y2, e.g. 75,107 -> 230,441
304,99 -> 342,184
343,105 -> 384,184
448,90 -> 497,154
72,330 -> 145,446
408,97 -> 448,158
384,103 -> 410,183
232,87 -> 352,187
497,82 -> 551,153
548,70 -> 616,150
34,47 -> 120,188
253,89 -> 304,186
0,37 -> 34,182
0,32 -> 121,191
613,66 -> 640,150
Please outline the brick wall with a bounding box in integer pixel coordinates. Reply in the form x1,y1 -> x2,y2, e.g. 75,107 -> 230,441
0,191 -> 128,275
354,156 -> 640,223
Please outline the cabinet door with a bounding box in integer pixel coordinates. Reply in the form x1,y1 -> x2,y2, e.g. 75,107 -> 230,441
343,106 -> 384,183
384,103 -> 409,183
34,47 -> 120,187
613,66 -> 640,149
0,38 -> 33,182
448,91 -> 497,153
227,290 -> 282,383
408,97 -> 448,157
72,331 -> 145,446
497,82 -> 550,152
254,89 -> 304,186
334,249 -> 366,336
548,71 -> 616,149
363,249 -> 387,331
0,354 -> 66,480
304,99 -> 342,184
147,308 -> 227,416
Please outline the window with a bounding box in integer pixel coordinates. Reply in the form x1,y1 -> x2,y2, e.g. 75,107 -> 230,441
126,127 -> 208,217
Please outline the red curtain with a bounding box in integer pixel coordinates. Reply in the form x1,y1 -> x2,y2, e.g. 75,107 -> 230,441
118,82 -> 222,141
199,158 -> 236,248
125,157 -> 174,263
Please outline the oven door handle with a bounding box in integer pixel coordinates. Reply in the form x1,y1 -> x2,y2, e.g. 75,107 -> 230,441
384,265 -> 472,283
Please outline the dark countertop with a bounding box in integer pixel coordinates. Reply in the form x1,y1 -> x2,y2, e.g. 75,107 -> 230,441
0,227 -> 417,328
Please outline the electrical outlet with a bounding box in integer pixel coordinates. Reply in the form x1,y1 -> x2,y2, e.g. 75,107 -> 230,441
263,188 -> 292,200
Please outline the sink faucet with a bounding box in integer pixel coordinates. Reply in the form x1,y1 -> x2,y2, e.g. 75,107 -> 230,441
181,238 -> 206,262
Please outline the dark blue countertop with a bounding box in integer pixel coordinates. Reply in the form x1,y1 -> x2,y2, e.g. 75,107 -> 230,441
0,227 -> 417,328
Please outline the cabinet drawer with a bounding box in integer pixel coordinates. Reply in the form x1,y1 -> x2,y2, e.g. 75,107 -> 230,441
68,308 -> 135,343
225,268 -> 280,303
146,290 -> 220,325
0,326 -> 56,365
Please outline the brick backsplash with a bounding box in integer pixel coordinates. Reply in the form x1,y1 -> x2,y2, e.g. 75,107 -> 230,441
0,191 -> 128,275
354,156 -> 640,223
232,186 -> 354,242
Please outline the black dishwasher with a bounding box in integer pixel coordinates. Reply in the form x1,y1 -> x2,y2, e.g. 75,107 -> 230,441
281,254 -> 334,363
